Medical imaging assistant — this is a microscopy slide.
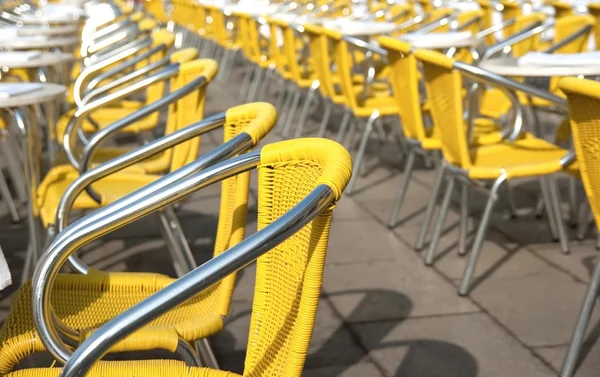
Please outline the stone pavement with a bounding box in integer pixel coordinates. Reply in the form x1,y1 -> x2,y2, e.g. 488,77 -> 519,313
1,65 -> 600,376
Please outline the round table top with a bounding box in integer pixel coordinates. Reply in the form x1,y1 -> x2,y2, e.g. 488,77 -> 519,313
12,25 -> 80,36
479,57 -> 600,77
0,36 -> 80,49
0,83 -> 65,107
16,14 -> 84,25
322,20 -> 399,37
0,52 -> 74,68
400,33 -> 478,49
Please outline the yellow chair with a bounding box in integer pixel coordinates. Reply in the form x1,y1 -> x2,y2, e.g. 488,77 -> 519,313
58,46 -> 193,145
0,102 -> 279,375
558,77 -> 600,377
552,1 -> 574,18
7,138 -> 351,377
589,3 -> 600,50
39,58 -> 218,231
414,48 -> 571,295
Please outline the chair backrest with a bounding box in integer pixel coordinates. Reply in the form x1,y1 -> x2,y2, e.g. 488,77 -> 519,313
552,1 -> 574,18
414,48 -> 471,168
456,9 -> 483,35
559,77 -> 600,227
303,24 -> 335,98
589,4 -> 600,50
140,29 -> 176,117
276,19 -> 308,83
478,0 -> 496,45
168,59 -> 219,171
388,3 -> 413,23
267,17 -> 289,76
211,102 -> 279,315
417,0 -> 432,14
549,14 -> 595,93
322,28 -> 358,109
499,0 -> 522,37
509,13 -> 547,58
378,37 -> 433,143
242,138 -> 351,377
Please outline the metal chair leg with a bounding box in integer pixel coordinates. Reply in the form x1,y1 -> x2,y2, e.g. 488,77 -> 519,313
282,90 -> 302,138
195,338 -> 220,369
316,98 -> 333,138
257,66 -> 273,101
346,111 -> 379,195
335,109 -> 351,143
577,202 -> 592,240
458,174 -> 507,296
239,65 -> 253,101
387,148 -> 416,228
505,182 -> 518,219
0,166 -> 19,222
415,163 -> 447,250
458,181 -> 469,256
278,84 -> 296,131
424,177 -> 456,266
539,177 -> 560,241
568,176 -> 579,227
547,175 -> 570,254
560,256 -> 600,377
295,80 -> 319,138
273,76 -> 288,113
246,66 -> 264,102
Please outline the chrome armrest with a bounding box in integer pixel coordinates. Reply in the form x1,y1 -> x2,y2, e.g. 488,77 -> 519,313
74,37 -> 153,105
82,44 -> 168,103
457,15 -> 481,31
65,63 -> 181,169
59,112 -> 227,275
481,20 -> 552,61
411,14 -> 455,35
388,9 -> 411,23
33,151 -> 335,375
86,36 -> 153,68
85,18 -> 135,44
454,60 -> 572,162
544,24 -> 593,53
85,24 -> 141,56
79,74 -> 210,202
474,17 -> 518,40
343,35 -> 388,56
343,36 -> 388,102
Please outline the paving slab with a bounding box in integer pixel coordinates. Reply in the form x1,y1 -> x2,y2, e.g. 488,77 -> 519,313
352,312 -> 556,377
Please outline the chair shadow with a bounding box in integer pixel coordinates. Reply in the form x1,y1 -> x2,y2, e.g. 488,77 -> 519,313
214,288 -> 478,377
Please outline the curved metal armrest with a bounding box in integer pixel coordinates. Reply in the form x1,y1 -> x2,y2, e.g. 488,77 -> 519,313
343,36 -> 388,102
74,37 -> 153,105
85,24 -> 141,56
79,74 -> 210,202
85,18 -> 135,44
35,151 -> 336,377
65,63 -> 181,170
411,14 -> 455,35
454,61 -> 571,158
33,134 -> 258,366
474,17 -> 518,40
85,36 -> 153,69
544,24 -> 593,53
481,20 -> 552,61
343,35 -> 388,56
81,44 -> 169,106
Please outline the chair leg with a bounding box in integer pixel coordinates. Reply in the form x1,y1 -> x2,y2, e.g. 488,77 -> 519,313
0,167 -> 18,222
505,182 -> 518,219
415,163 -> 447,250
424,177 -> 456,266
257,66 -> 273,101
273,76 -> 288,114
239,65 -> 253,101
246,66 -> 264,102
560,256 -> 600,377
387,148 -> 416,228
458,181 -> 469,256
157,208 -> 197,277
278,84 -> 296,132
568,176 -> 579,227
346,112 -> 379,195
316,98 -> 333,138
335,109 -> 351,143
295,80 -> 319,138
577,202 -> 592,240
195,338 -> 220,369
282,90 -> 302,138
539,177 -> 560,241
343,118 -> 358,150
458,174 -> 507,296
547,175 -> 570,254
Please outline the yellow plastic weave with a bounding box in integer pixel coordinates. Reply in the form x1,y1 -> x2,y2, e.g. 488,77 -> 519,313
560,77 -> 600,226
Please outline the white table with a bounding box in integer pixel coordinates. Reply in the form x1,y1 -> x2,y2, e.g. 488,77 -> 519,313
479,57 -> 600,77
0,36 -> 80,50
322,20 -> 399,37
400,32 -> 478,49
0,83 -> 66,280
0,52 -> 73,69
4,25 -> 80,37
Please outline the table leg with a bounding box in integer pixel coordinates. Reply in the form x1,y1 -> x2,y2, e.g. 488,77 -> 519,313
13,106 -> 43,269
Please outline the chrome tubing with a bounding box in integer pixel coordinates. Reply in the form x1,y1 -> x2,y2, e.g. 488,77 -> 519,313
481,20 -> 553,62
81,56 -> 171,107
474,17 -> 518,40
65,64 -> 180,169
86,24 -> 141,55
59,184 -> 336,377
342,35 -> 388,56
544,24 -> 592,54
74,38 -> 153,105
83,44 -> 168,100
88,33 -> 152,65
79,75 -> 209,202
33,148 -> 260,365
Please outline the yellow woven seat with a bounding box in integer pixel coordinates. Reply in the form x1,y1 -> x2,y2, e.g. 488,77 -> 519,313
0,272 -> 226,375
6,360 -> 240,377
